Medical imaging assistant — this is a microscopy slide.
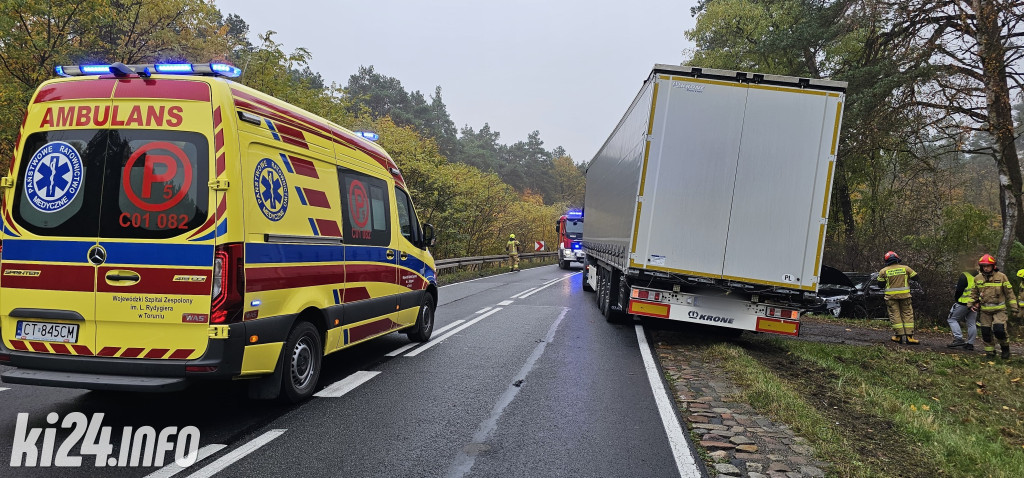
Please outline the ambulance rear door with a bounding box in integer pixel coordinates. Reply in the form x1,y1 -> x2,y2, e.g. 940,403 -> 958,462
91,79 -> 217,361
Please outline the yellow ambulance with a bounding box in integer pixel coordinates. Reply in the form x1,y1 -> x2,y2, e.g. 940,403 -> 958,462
0,62 -> 437,402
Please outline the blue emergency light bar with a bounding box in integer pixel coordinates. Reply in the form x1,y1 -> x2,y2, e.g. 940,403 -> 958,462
55,62 -> 241,78
354,131 -> 380,142
567,209 -> 583,219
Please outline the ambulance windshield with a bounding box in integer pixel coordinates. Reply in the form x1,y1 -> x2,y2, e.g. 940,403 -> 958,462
13,129 -> 209,239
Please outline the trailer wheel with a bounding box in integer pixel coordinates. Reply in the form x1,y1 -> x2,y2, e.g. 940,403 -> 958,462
280,321 -> 322,403
406,294 -> 435,342
604,273 -> 628,323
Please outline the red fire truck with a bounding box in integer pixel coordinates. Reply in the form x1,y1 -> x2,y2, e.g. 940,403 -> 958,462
555,210 -> 585,269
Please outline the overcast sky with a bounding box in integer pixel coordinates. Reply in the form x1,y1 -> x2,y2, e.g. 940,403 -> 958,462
214,0 -> 698,162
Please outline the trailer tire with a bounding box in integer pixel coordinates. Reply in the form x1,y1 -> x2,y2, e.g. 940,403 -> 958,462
280,321 -> 322,403
604,273 -> 628,323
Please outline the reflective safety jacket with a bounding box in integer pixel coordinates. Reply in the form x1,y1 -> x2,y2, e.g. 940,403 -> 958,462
970,271 -> 1018,315
506,239 -> 521,255
956,272 -> 975,304
877,264 -> 917,300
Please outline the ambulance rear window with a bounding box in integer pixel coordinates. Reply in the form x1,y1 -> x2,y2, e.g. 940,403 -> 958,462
13,129 -> 208,239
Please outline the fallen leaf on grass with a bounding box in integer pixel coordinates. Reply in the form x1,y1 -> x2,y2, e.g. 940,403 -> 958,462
1012,377 -> 1021,383
977,381 -> 986,387
922,405 -> 931,411
1004,406 -> 1010,410
910,404 -> 918,411
932,397 -> 940,402
988,361 -> 996,365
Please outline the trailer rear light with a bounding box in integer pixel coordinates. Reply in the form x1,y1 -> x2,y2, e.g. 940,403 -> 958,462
630,289 -> 662,301
766,307 -> 799,319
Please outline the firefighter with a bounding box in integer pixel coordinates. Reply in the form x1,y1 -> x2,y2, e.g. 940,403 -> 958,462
969,254 -> 1017,359
946,269 -> 978,350
506,234 -> 521,272
877,251 -> 919,344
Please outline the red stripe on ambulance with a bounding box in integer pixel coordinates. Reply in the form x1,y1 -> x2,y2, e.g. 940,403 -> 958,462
113,79 -> 211,102
33,79 -> 114,103
1,263 -> 94,292
349,318 -> 402,343
289,156 -> 319,179
246,264 -> 346,292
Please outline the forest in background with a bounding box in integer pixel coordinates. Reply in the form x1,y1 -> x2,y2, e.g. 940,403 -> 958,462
2,0 -> 1023,323
0,0 -> 586,260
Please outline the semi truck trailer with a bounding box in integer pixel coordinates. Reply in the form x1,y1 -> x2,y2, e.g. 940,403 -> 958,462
582,64 -> 847,336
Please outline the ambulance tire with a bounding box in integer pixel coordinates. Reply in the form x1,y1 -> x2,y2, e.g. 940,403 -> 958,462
280,321 -> 323,403
406,294 -> 435,342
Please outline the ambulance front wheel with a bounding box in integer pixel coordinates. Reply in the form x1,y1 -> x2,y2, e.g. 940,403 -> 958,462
406,294 -> 435,342
281,321 -> 323,403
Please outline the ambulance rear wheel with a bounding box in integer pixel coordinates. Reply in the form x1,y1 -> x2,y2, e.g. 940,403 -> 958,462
406,294 -> 435,342
281,321 -> 322,403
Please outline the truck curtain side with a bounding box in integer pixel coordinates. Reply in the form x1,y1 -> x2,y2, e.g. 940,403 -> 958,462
583,65 -> 847,335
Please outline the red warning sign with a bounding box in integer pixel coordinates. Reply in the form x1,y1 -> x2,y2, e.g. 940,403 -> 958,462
535,240 -> 545,252
348,179 -> 370,229
122,141 -> 192,212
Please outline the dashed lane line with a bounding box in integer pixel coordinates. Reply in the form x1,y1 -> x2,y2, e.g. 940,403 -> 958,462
144,444 -> 227,478
183,429 -> 285,478
404,308 -> 503,357
386,320 -> 466,357
315,371 -> 381,398
518,273 -> 579,299
445,307 -> 570,478
635,324 -> 701,478
510,288 -> 536,298
0,387 -> 9,392
475,307 -> 493,314
497,300 -> 514,306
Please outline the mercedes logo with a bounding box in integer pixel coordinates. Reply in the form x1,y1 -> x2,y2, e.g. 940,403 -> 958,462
88,245 -> 107,266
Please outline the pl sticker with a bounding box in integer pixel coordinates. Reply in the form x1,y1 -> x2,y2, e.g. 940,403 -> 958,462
254,157 -> 288,221
25,141 -> 84,213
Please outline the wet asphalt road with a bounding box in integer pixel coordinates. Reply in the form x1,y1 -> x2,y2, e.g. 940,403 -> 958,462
0,265 -> 702,477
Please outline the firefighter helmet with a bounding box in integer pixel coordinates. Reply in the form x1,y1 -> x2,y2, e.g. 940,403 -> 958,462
979,254 -> 996,266
883,251 -> 900,264
1017,269 -> 1024,279
509,234 -> 515,239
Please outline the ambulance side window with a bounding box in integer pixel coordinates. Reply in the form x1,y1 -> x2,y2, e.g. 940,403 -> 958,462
338,168 -> 390,247
395,187 -> 422,246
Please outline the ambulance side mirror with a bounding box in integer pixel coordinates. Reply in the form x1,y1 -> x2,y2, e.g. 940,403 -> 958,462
422,223 -> 436,249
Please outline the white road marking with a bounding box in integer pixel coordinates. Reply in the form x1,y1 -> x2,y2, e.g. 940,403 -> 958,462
404,308 -> 503,357
446,308 -> 569,477
144,444 -> 227,478
385,320 -> 465,356
314,371 -> 381,398
510,288 -> 536,298
0,387 -> 9,392
518,273 -> 579,299
635,324 -> 701,478
497,300 -> 514,306
183,429 -> 285,478
474,307 -> 493,314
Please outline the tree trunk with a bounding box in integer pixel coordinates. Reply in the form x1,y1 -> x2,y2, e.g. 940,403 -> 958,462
974,0 -> 1023,266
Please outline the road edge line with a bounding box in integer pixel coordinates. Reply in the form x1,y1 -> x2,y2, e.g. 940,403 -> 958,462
634,324 -> 704,478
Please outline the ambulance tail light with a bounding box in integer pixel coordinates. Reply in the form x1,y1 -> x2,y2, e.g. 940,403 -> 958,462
211,243 -> 245,324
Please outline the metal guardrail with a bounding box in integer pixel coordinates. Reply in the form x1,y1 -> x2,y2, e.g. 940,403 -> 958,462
435,252 -> 557,271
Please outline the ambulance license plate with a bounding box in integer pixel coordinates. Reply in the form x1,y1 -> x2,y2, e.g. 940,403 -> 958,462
16,321 -> 79,343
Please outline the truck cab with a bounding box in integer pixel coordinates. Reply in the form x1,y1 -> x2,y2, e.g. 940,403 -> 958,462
555,210 -> 584,269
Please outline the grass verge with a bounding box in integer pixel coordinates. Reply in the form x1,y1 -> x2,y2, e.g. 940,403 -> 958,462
705,335 -> 1024,477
